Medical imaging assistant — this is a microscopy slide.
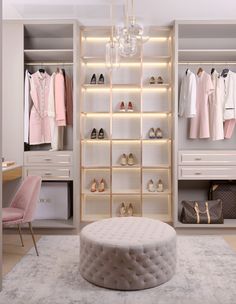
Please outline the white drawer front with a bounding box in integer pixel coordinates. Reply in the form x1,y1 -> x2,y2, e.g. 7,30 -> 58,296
25,167 -> 73,180
179,151 -> 236,166
178,166 -> 236,180
24,152 -> 72,166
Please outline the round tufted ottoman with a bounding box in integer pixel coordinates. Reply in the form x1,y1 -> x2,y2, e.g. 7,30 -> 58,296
80,217 -> 176,290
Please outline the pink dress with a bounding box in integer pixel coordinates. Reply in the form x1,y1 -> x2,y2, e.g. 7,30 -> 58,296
29,71 -> 51,145
189,71 -> 214,139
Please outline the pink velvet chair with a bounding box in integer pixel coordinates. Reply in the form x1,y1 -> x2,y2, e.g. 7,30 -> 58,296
2,176 -> 42,256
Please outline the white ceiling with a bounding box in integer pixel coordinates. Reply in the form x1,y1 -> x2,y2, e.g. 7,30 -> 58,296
3,0 -> 236,26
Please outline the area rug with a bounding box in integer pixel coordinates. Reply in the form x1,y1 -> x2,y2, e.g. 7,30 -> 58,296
0,235 -> 236,304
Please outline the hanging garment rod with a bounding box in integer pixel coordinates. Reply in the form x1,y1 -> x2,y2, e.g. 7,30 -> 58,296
179,62 -> 236,65
25,62 -> 73,66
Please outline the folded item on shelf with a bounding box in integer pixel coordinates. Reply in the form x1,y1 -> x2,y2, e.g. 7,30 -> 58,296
2,161 -> 16,167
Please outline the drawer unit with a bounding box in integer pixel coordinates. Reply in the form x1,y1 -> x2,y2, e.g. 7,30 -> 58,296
178,166 -> 236,180
178,151 -> 236,166
24,167 -> 73,180
24,151 -> 73,166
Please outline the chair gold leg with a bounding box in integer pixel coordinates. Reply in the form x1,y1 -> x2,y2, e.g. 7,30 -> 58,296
17,224 -> 24,247
28,222 -> 39,256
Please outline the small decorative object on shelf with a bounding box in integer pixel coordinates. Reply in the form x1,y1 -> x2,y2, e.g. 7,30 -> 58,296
147,179 -> 155,192
90,73 -> 96,84
148,128 -> 156,139
98,128 -> 105,139
98,74 -> 105,84
155,128 -> 163,139
127,101 -> 134,112
157,76 -> 164,84
90,128 -> 97,139
157,179 -> 164,192
90,178 -> 106,192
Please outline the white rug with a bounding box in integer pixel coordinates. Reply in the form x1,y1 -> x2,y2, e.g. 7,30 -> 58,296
1,235 -> 236,304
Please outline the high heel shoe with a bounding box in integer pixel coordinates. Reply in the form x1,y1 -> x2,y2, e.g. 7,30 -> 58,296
120,202 -> 126,217
119,101 -> 125,112
127,203 -> 133,216
147,179 -> 155,192
148,128 -> 155,139
157,76 -> 164,84
90,74 -> 96,84
127,153 -> 135,166
157,179 -> 164,192
155,128 -> 163,139
90,128 -> 97,139
98,74 -> 104,84
98,178 -> 105,192
98,128 -> 104,139
120,153 -> 127,166
90,179 -> 97,192
127,101 -> 134,112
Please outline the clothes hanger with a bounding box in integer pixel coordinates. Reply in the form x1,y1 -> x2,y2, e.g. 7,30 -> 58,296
197,67 -> 203,76
185,68 -> 189,75
221,67 -> 229,78
39,62 -> 45,74
211,68 -> 215,75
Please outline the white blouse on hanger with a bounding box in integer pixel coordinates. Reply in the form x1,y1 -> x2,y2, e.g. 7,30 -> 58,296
179,69 -> 197,118
222,70 -> 236,120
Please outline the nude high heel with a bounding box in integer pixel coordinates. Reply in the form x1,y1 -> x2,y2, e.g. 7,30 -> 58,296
90,179 -> 97,192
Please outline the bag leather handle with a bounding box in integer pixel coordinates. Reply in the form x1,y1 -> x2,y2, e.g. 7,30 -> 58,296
194,202 -> 211,224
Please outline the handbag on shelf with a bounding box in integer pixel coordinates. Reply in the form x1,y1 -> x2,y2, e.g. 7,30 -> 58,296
180,200 -> 224,224
209,181 -> 236,219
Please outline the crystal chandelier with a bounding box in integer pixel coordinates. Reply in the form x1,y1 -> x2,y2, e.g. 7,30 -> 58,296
116,0 -> 149,57
105,2 -> 120,70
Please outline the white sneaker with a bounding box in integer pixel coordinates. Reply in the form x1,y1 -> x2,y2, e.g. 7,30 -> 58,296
120,153 -> 127,166
157,179 -> 164,192
147,179 -> 155,192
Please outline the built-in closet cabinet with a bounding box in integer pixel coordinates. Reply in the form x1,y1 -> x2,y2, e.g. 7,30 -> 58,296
80,27 -> 173,222
174,21 -> 236,228
2,20 -> 80,229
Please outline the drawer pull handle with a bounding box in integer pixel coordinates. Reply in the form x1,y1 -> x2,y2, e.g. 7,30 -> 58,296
195,158 -> 202,161
195,172 -> 202,175
44,173 -> 52,176
44,158 -> 52,161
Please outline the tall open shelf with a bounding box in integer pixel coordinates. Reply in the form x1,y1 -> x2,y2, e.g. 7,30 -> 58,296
80,27 -> 173,222
174,21 -> 236,229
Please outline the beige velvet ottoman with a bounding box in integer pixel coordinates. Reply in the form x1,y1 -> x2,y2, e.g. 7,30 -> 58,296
80,217 -> 176,290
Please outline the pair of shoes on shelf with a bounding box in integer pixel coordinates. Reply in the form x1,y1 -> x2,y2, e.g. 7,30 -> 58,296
119,101 -> 134,112
148,128 -> 163,139
149,76 -> 164,84
91,128 -> 105,139
90,74 -> 104,85
120,153 -> 135,166
147,179 -> 164,192
91,178 -> 105,192
119,202 -> 134,216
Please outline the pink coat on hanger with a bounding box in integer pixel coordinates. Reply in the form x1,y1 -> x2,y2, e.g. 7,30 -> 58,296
55,71 -> 66,126
29,71 -> 51,145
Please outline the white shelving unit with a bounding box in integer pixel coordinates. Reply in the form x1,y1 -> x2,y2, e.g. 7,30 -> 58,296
80,27 -> 173,222
174,21 -> 236,229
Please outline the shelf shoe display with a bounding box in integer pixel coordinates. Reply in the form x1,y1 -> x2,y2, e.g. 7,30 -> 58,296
127,203 -> 134,216
157,76 -> 164,84
147,179 -> 155,192
148,128 -> 156,139
90,128 -> 97,139
98,74 -> 104,84
119,101 -> 125,112
98,128 -> 105,139
149,76 -> 155,84
90,179 -> 97,192
120,153 -> 127,166
98,178 -> 105,192
90,73 -> 96,84
119,202 -> 126,217
127,101 -> 134,112
155,128 -> 163,139
127,153 -> 135,166
157,179 -> 164,192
